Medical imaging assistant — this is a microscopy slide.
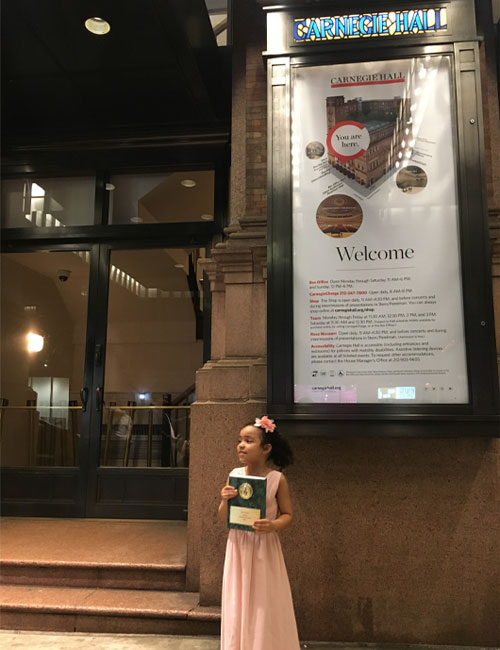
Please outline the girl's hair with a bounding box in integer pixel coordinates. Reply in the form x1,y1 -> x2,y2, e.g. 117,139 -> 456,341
247,422 -> 294,470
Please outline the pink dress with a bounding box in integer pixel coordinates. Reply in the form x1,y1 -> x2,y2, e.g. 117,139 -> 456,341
221,467 -> 301,650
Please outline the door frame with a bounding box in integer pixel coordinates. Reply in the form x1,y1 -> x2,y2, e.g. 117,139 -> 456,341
0,236 -> 213,518
85,239 -> 210,519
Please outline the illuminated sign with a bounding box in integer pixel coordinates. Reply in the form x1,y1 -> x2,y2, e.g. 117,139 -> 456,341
378,387 -> 416,400
293,8 -> 447,42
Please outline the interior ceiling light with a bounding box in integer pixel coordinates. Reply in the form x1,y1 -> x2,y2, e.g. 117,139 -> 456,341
130,216 -> 143,223
201,214 -> 213,221
85,17 -> 111,35
181,179 -> 196,188
174,263 -> 185,269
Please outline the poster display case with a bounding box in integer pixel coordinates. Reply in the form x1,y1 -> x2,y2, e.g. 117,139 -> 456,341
263,1 -> 499,436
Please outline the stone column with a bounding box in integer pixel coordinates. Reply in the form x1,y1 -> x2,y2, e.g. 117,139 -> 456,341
186,1 -> 268,600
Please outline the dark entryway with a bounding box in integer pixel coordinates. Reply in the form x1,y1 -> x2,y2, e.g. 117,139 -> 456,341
1,0 -> 231,517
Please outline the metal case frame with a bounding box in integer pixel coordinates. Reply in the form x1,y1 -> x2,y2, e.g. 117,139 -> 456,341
265,1 -> 499,436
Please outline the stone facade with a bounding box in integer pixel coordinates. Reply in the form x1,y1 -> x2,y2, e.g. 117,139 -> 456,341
187,1 -> 500,645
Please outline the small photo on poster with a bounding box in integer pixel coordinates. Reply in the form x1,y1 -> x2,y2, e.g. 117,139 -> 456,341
396,165 -> 428,194
316,195 -> 363,238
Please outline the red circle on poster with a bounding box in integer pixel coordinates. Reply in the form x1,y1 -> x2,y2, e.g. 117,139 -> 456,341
327,121 -> 370,163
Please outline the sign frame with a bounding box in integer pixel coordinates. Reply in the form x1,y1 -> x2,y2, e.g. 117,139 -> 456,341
262,0 -> 477,56
265,1 -> 499,436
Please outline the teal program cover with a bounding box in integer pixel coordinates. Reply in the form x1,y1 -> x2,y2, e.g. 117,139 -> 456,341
227,474 -> 267,532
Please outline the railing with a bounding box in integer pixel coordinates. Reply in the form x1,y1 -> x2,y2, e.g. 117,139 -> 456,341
0,404 -> 82,467
0,403 -> 190,469
101,405 -> 190,468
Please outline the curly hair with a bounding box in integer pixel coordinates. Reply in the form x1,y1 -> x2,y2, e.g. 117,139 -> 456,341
247,422 -> 294,470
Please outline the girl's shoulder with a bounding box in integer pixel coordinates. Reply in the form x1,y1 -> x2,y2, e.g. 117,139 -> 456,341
268,469 -> 284,484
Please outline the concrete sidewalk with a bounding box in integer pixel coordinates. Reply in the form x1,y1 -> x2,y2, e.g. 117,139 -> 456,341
0,632 -> 496,650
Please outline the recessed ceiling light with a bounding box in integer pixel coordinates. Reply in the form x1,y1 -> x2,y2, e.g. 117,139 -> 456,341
105,183 -> 115,191
201,214 -> 213,221
85,17 -> 111,35
181,179 -> 196,188
174,263 -> 185,269
130,216 -> 143,223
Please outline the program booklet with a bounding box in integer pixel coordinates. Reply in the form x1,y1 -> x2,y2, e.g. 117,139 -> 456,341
227,474 -> 267,532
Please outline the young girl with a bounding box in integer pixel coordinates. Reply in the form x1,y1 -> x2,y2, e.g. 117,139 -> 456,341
218,416 -> 301,650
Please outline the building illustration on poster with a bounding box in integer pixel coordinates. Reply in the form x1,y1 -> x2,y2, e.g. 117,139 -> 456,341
326,90 -> 411,190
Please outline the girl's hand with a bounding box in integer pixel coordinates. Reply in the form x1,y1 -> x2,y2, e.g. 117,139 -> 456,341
220,485 -> 237,501
252,518 -> 276,534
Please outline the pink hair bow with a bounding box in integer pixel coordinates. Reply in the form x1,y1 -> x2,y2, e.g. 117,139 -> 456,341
254,416 -> 276,433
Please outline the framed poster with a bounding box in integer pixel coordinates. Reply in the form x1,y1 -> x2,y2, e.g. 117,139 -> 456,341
291,55 -> 468,405
265,1 -> 498,435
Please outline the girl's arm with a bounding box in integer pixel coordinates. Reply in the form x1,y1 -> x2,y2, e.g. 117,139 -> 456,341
218,476 -> 237,523
253,473 -> 293,534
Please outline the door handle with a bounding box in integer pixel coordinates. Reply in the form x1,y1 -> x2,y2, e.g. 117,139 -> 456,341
96,386 -> 103,412
80,387 -> 89,412
95,343 -> 103,367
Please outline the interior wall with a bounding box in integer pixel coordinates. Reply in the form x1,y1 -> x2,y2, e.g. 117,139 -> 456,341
103,309 -> 202,395
0,258 -> 75,465
1,253 -> 203,467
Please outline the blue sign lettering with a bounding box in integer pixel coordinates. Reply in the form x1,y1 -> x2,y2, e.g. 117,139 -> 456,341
359,15 -> 373,35
293,8 -> 447,42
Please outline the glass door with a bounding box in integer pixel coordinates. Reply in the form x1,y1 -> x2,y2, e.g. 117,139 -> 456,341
1,244 -> 205,518
85,245 -> 204,519
0,247 -> 95,516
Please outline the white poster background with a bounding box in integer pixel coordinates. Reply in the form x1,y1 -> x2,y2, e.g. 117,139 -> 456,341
292,57 -> 469,404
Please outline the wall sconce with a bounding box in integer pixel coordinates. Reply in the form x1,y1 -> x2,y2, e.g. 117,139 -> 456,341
27,332 -> 44,352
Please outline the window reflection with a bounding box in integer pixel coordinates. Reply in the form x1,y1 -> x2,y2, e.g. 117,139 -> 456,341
1,177 -> 95,228
100,248 -> 203,468
108,171 -> 214,224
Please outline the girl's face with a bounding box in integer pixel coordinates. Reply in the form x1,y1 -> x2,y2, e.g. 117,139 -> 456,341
237,425 -> 271,465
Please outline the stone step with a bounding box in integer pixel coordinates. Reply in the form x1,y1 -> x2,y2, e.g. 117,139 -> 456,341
0,584 -> 221,636
0,560 -> 186,591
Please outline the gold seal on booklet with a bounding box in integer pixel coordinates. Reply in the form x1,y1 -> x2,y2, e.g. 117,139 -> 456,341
239,482 -> 253,500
